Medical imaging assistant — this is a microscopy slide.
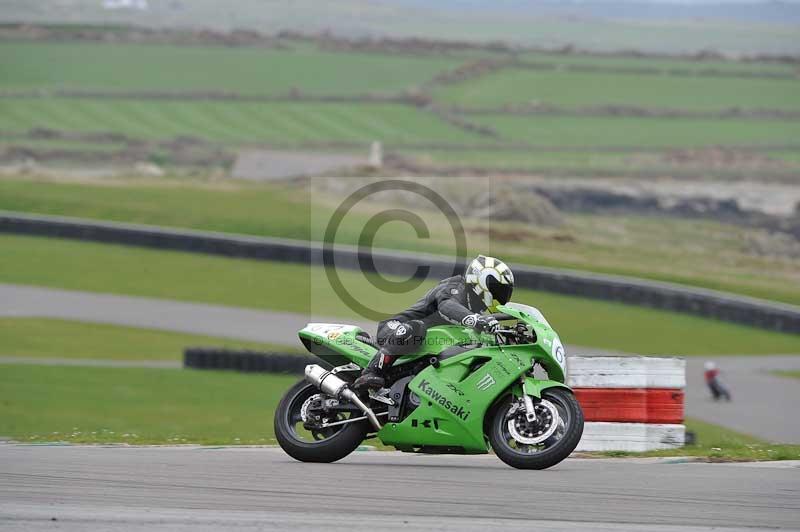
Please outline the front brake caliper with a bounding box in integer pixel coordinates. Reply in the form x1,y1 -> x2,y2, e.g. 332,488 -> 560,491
505,398 -> 523,420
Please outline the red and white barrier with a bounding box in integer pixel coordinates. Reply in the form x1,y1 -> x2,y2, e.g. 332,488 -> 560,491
569,356 -> 686,452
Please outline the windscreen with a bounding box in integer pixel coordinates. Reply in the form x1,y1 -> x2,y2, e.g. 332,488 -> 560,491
503,302 -> 552,328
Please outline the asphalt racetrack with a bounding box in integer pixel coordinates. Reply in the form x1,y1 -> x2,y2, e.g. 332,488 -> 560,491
1,445 -> 798,531
0,283 -> 375,346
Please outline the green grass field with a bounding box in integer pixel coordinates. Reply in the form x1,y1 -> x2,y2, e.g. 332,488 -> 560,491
1,40 -> 798,152
5,42 -> 795,104
0,364 -> 296,445
0,42 -> 460,95
0,99 -> 481,145
2,177 -> 799,307
0,318 -> 298,360
470,114 -> 800,147
4,98 -> 797,148
435,69 -> 800,110
1,39 -> 798,176
3,234 -> 800,355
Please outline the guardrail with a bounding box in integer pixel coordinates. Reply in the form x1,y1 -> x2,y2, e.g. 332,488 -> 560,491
2,210 -> 799,333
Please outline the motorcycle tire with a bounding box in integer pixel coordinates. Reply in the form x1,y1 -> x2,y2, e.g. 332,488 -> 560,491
274,379 -> 368,463
488,387 -> 584,470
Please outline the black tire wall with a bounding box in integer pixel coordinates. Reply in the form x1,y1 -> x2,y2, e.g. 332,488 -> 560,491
183,347 -> 320,374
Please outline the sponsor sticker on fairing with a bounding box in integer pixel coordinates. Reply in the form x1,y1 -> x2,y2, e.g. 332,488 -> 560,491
417,380 -> 470,420
476,373 -> 496,391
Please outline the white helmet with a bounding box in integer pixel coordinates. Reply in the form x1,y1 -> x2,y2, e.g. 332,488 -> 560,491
704,361 -> 717,371
465,255 -> 514,310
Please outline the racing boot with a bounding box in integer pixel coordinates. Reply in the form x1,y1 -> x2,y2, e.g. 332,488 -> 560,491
352,349 -> 394,391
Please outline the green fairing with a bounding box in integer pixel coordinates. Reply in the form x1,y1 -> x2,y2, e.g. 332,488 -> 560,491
521,378 -> 572,399
297,303 -> 572,453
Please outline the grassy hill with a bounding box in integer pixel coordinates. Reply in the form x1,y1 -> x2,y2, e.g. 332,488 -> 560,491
1,36 -> 799,176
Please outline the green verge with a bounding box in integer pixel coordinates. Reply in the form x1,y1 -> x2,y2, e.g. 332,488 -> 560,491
772,370 -> 800,380
2,178 -> 799,306
2,234 -> 800,355
0,178 -> 314,241
0,364 -> 296,445
598,418 -> 800,461
0,318 -> 299,361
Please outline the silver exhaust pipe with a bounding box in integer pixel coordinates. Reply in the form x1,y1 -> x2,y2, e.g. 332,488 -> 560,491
304,365 -> 382,431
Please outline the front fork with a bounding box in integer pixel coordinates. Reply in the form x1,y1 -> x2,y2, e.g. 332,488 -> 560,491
521,377 -> 537,422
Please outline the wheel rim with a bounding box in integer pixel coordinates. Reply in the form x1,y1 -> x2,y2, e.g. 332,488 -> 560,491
497,393 -> 572,455
283,384 -> 358,444
507,399 -> 560,445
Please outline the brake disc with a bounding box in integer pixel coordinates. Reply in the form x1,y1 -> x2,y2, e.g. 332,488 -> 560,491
300,393 -> 324,423
507,398 -> 560,445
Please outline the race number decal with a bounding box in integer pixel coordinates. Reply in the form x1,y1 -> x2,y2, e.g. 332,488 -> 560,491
551,337 -> 566,369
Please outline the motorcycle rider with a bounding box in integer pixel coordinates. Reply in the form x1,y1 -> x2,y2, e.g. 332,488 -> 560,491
353,255 -> 515,391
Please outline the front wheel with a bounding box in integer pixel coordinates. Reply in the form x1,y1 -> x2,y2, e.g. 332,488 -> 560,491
274,379 -> 367,463
488,387 -> 584,470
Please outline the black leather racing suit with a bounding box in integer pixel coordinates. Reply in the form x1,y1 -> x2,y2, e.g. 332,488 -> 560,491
374,275 -> 487,361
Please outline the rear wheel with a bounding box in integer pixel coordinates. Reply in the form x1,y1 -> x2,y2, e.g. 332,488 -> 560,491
274,380 -> 367,463
488,387 -> 584,470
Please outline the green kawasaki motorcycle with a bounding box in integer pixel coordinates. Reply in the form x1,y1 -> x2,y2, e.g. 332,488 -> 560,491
274,302 -> 584,469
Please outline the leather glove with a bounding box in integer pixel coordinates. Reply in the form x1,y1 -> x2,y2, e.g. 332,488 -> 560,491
465,314 -> 500,334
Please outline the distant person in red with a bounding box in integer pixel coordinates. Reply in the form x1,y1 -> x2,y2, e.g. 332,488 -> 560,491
704,361 -> 731,401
